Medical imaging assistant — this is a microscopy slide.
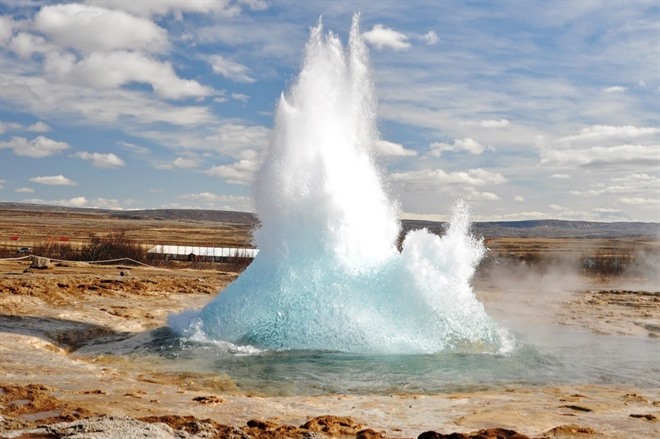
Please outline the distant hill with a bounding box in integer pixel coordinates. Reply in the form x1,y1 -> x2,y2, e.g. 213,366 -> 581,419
473,220 -> 658,238
0,202 -> 257,225
1,202 -> 657,238
402,218 -> 659,238
108,208 -> 257,225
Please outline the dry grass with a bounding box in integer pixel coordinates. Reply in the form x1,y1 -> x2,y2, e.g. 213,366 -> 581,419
0,208 -> 254,250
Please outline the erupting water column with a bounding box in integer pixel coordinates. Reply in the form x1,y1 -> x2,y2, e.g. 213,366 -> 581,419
170,16 -> 510,354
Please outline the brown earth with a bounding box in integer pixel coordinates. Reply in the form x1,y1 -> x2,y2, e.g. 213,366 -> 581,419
1,258 -> 658,438
0,208 -> 658,438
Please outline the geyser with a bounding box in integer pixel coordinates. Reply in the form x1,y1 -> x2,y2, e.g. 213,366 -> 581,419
170,16 -> 510,354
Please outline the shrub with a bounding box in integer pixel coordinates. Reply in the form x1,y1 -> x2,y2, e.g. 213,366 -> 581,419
79,232 -> 146,262
31,242 -> 79,261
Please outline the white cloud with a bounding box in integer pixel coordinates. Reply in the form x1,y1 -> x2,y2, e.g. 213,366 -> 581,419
603,86 -> 627,93
429,138 -> 489,157
175,191 -> 254,211
182,192 -> 230,201
391,168 -> 506,191
7,32 -> 54,58
363,24 -> 410,51
610,173 -> 658,186
132,122 -> 268,166
480,192 -> 500,201
461,119 -> 510,129
21,196 -> 126,209
172,157 -> 201,169
119,141 -> 151,156
570,173 -> 658,197
618,197 -> 658,206
543,125 -> 658,169
514,195 -> 525,202
28,121 -> 51,132
0,15 -> 24,45
375,139 -> 417,157
210,55 -> 256,83
30,175 -> 77,186
52,51 -> 212,100
558,125 -> 659,144
59,196 -> 88,207
1,74 -> 214,126
180,192 -> 250,203
0,136 -> 70,158
570,187 -> 613,197
75,151 -> 125,168
3,4 -> 214,131
232,93 -> 250,103
464,188 -> 500,201
15,187 -> 34,193
592,207 -> 622,214
89,0 -> 242,18
423,30 -> 438,45
34,4 -> 169,54
214,94 -> 229,104
43,51 -> 76,76
238,0 -> 269,11
204,123 -> 270,159
542,143 -> 655,168
0,122 -> 22,134
154,156 -> 202,170
479,119 -> 510,128
206,159 -> 259,185
551,173 -> 571,179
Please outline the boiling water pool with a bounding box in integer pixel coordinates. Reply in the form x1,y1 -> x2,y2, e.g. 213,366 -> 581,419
122,324 -> 658,396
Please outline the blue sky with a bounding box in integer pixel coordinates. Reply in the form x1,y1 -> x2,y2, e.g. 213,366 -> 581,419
0,0 -> 658,222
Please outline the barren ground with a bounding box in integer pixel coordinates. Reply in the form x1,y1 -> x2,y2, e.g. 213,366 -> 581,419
0,209 -> 658,438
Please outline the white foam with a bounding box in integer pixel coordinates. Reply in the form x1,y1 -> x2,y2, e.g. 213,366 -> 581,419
170,15 -> 511,354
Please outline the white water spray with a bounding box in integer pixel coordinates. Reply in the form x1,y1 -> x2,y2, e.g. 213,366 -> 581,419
170,16 -> 510,354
